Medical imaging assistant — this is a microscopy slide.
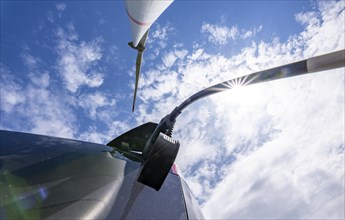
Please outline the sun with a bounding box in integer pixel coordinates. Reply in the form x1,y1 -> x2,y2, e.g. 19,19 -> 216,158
215,76 -> 262,106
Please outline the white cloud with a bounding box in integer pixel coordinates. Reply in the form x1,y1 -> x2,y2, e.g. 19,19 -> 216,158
297,1 -> 345,57
150,22 -> 175,42
26,86 -> 76,138
21,48 -> 51,88
201,23 -> 239,45
241,25 -> 263,39
201,22 -> 263,45
0,65 -> 26,113
77,92 -> 116,119
146,23 -> 176,60
0,62 -> 76,138
0,24 -> 119,140
98,18 -> 105,25
56,3 -> 66,18
47,11 -> 55,23
55,24 -> 105,93
162,52 -> 177,68
22,51 -> 41,68
201,68 -> 344,219
29,72 -> 50,88
135,1 -> 345,219
56,3 -> 66,12
161,48 -> 188,68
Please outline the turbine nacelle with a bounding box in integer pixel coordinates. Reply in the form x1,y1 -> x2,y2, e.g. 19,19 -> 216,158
125,0 -> 173,47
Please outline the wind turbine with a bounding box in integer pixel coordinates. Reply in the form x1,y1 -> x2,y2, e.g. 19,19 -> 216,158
125,0 -> 174,112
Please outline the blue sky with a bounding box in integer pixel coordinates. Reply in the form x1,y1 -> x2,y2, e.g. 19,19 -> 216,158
1,1 -> 344,219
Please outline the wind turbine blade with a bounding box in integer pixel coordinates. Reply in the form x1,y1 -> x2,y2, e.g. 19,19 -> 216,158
139,29 -> 149,47
131,30 -> 149,112
132,51 -> 143,112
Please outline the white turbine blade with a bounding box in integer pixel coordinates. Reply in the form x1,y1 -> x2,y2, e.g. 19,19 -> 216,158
125,0 -> 174,47
132,30 -> 149,112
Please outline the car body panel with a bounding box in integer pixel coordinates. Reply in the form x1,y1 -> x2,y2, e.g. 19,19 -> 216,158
0,130 -> 203,219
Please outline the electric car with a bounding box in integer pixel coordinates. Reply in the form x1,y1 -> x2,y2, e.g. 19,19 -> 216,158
0,129 -> 204,219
